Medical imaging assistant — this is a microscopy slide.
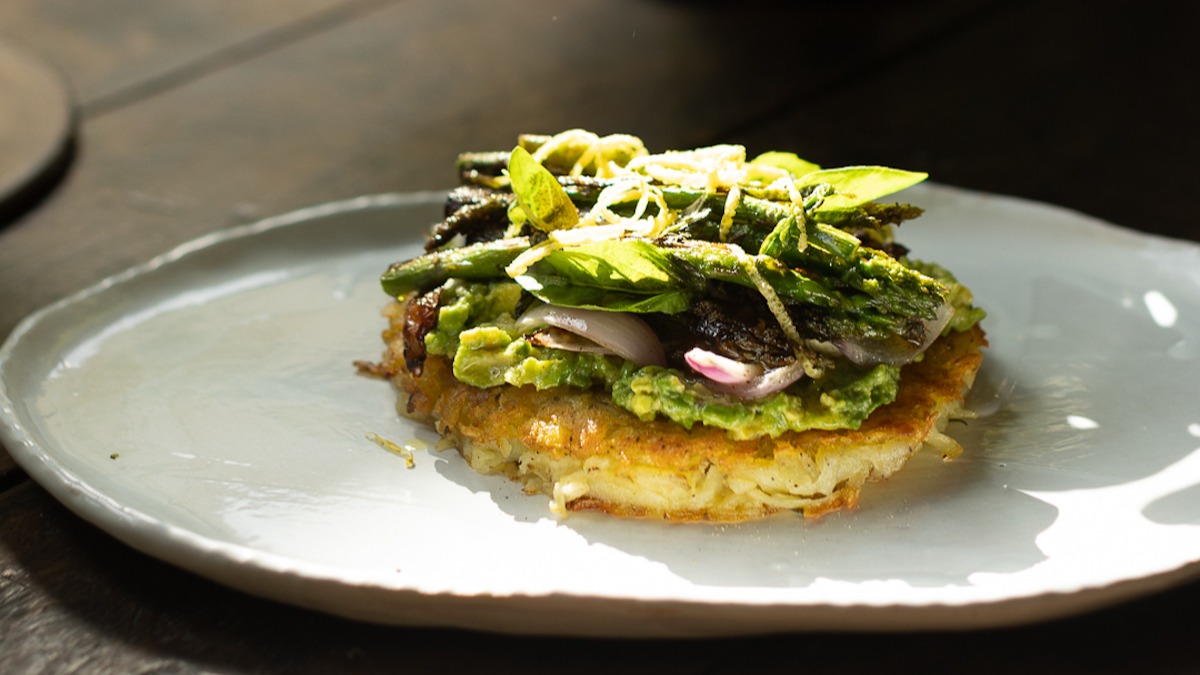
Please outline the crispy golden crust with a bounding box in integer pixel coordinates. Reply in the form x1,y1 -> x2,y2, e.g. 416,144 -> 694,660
377,300 -> 986,521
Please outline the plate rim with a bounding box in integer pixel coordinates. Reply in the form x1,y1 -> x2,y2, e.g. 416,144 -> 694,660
4,184 -> 1200,636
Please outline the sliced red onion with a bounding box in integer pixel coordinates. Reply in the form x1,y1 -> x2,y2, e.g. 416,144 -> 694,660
683,347 -> 764,384
527,328 -> 612,354
684,347 -> 807,400
834,337 -> 909,367
517,303 -> 667,367
917,301 -> 956,350
702,358 -> 808,400
836,301 -> 955,366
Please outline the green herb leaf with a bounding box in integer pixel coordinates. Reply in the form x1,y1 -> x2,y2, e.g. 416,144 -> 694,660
512,239 -> 698,313
507,146 -> 579,232
799,166 -> 928,212
749,151 -> 821,178
514,274 -> 692,313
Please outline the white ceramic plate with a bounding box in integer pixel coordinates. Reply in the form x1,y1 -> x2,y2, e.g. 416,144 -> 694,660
3,186 -> 1200,637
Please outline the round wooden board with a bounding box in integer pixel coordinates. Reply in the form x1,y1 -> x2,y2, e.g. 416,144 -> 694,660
0,39 -> 75,214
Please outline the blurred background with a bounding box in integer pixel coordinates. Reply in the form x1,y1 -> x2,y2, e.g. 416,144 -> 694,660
2,1 -> 1196,246
1,0 -> 1198,671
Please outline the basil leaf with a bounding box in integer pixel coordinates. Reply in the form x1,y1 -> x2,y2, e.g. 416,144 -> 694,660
513,239 -> 698,313
799,166 -> 927,211
749,151 -> 821,178
544,239 -> 681,287
507,146 -> 579,232
514,273 -> 692,313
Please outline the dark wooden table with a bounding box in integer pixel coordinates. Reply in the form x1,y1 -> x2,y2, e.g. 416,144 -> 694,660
2,1 -> 1198,671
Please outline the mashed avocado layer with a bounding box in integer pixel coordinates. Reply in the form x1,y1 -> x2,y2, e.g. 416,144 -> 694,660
424,280 -> 903,439
612,362 -> 898,440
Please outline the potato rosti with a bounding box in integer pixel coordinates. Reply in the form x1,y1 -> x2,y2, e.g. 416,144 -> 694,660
369,130 -> 986,521
378,301 -> 984,520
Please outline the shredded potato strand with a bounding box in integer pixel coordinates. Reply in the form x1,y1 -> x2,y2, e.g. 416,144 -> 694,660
366,432 -> 416,468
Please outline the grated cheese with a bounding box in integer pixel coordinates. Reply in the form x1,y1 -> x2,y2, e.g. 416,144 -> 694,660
505,238 -> 560,278
626,144 -> 750,191
532,129 -> 649,179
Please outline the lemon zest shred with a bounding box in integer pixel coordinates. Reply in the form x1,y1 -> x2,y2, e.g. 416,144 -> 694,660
782,176 -> 809,252
735,245 -> 804,349
719,183 -> 741,242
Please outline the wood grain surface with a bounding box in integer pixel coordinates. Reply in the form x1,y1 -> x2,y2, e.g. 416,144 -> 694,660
1,0 -> 1198,671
